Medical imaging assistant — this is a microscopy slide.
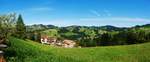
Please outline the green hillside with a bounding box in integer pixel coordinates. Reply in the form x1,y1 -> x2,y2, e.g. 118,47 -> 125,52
5,37 -> 150,62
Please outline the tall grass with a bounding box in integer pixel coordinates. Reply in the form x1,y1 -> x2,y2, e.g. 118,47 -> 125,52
5,37 -> 150,62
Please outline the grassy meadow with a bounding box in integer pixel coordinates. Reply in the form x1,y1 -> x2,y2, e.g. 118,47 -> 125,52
5,37 -> 150,62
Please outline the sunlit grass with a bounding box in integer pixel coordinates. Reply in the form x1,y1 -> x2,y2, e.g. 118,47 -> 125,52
5,37 -> 150,62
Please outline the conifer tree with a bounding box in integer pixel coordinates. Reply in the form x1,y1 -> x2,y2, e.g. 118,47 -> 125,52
16,14 -> 26,39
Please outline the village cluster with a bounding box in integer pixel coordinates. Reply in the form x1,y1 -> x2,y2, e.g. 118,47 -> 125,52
40,36 -> 76,48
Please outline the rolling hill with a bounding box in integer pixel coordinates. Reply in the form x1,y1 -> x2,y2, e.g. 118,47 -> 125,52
5,37 -> 150,62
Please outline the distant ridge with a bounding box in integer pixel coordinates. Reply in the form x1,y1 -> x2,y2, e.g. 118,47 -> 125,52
26,24 -> 150,31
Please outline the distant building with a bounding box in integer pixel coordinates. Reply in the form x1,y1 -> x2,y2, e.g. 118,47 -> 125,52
62,40 -> 76,48
41,36 -> 57,45
41,36 -> 48,44
40,35 -> 76,48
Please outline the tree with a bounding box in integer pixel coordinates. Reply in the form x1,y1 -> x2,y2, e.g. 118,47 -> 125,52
84,29 -> 96,39
113,31 -> 127,45
0,13 -> 16,43
33,31 -> 41,42
100,33 -> 114,46
16,14 -> 26,39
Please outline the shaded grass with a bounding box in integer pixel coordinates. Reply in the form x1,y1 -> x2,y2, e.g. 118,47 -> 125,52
5,37 -> 150,62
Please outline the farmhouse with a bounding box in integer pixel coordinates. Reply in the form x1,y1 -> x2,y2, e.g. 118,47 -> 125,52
62,40 -> 76,48
40,36 -> 76,48
41,36 -> 57,45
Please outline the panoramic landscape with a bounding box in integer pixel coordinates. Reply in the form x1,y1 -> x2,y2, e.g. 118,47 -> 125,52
0,0 -> 150,62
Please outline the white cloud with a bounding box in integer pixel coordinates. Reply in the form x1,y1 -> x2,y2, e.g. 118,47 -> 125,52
104,10 -> 111,16
28,7 -> 53,12
104,10 -> 109,13
79,17 -> 150,22
90,10 -> 101,17
107,13 -> 111,16
9,7 -> 54,14
90,9 -> 112,17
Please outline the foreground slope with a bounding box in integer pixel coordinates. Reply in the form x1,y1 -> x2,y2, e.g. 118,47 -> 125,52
5,37 -> 150,62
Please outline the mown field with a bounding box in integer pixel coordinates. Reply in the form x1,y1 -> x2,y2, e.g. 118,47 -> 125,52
5,37 -> 150,62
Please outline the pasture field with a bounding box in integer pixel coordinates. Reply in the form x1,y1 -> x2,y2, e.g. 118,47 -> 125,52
5,37 -> 150,62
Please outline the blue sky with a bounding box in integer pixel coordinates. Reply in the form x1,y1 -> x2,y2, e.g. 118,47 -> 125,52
0,0 -> 150,27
